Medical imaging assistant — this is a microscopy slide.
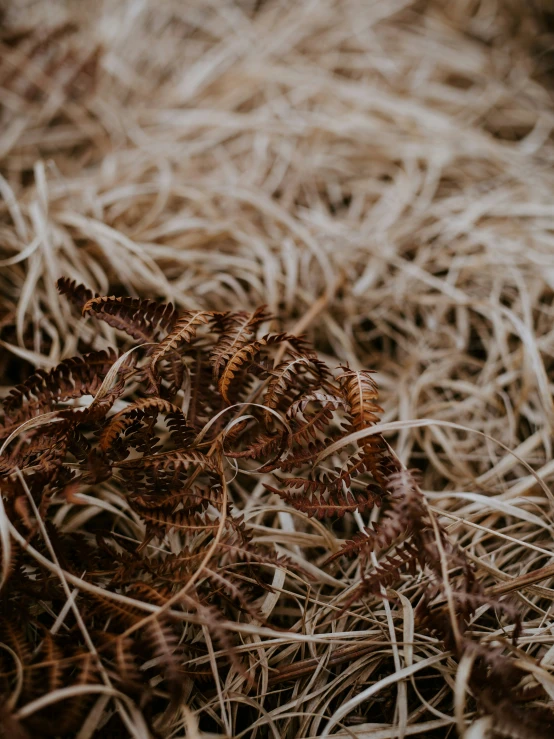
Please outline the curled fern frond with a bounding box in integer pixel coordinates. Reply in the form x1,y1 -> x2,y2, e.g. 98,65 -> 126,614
149,310 -> 216,371
211,306 -> 271,379
218,337 -> 268,403
56,277 -> 96,311
98,397 -> 184,452
82,295 -> 177,342
338,366 -> 382,432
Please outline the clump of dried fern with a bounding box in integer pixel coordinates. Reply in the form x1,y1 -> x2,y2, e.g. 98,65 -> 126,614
0,280 -> 553,738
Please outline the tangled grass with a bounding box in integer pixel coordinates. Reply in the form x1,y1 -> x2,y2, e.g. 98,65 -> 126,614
1,0 -> 554,736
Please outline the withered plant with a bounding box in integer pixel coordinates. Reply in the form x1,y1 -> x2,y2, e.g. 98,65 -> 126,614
0,279 -> 552,738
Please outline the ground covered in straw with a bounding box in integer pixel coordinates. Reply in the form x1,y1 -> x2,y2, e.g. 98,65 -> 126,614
1,1 -> 554,737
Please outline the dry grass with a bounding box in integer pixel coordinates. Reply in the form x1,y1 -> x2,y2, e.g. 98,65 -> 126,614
1,0 -> 554,737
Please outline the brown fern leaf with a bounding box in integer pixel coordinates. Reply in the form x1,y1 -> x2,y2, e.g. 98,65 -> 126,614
264,354 -> 312,407
98,397 -> 184,452
290,410 -> 336,450
0,620 -> 38,702
82,295 -> 177,342
340,539 -> 422,613
274,440 -> 328,472
218,538 -> 301,574
165,409 -> 196,447
204,568 -> 262,619
265,480 -> 375,519
218,338 -> 268,403
323,526 -> 382,565
53,652 -> 99,737
188,598 -> 248,681
128,485 -> 219,513
3,421 -> 70,475
127,581 -> 171,606
263,352 -> 330,422
325,469 -> 427,566
116,449 -> 216,473
338,366 -> 382,432
155,350 -> 185,400
211,306 -> 271,379
150,548 -> 208,579
290,489 -> 375,519
56,277 -> 97,312
87,593 -> 144,628
287,390 -> 346,418
1,349 -> 118,430
322,448 -> 387,495
35,629 -> 65,696
224,430 -> 285,461
101,634 -> 143,696
143,617 -> 184,708
139,509 -> 221,536
149,310 -> 216,372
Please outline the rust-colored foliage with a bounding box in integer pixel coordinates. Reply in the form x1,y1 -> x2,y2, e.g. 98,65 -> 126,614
0,22 -> 101,176
0,280 -> 551,737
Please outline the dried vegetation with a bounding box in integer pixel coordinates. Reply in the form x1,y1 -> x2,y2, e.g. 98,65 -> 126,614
1,1 -> 554,737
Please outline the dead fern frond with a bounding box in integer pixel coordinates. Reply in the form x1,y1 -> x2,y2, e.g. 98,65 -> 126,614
81,295 -> 177,342
0,281 -> 544,738
210,307 -> 270,377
